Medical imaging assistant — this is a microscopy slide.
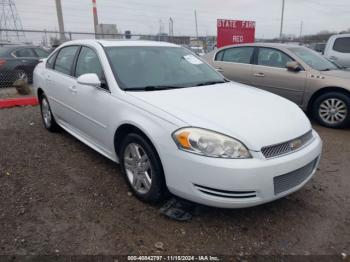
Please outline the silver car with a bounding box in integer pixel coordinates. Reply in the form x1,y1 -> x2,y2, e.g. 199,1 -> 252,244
204,43 -> 350,128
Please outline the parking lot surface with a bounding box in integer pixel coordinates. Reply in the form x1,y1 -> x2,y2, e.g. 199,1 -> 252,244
0,106 -> 349,255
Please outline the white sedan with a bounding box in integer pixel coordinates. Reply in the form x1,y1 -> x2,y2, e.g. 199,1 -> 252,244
33,40 -> 322,208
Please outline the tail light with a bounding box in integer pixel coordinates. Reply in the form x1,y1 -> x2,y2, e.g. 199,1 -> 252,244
0,59 -> 6,67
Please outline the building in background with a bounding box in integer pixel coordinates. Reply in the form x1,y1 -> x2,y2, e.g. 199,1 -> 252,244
96,24 -> 121,39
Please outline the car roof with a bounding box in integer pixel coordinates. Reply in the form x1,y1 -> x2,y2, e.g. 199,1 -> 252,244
61,39 -> 179,48
218,42 -> 303,50
330,33 -> 350,38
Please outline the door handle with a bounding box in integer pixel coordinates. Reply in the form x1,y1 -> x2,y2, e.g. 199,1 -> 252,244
329,56 -> 338,61
69,85 -> 77,94
216,68 -> 224,73
253,73 -> 265,77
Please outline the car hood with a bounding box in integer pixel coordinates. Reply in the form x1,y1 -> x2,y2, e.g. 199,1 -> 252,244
320,69 -> 350,79
127,83 -> 311,151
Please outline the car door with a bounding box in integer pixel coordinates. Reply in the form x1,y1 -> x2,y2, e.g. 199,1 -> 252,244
44,45 -> 80,125
69,46 -> 114,153
211,46 -> 254,85
326,37 -> 350,68
251,47 -> 306,105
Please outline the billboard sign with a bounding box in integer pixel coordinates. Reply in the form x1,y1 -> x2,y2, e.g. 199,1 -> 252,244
217,19 -> 256,48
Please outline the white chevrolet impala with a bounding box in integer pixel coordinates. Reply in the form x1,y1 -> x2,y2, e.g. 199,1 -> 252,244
33,40 -> 322,208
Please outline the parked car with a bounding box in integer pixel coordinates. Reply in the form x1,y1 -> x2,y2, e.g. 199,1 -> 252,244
190,46 -> 206,56
33,40 -> 322,208
324,34 -> 350,68
309,42 -> 326,54
204,43 -> 350,128
0,45 -> 49,87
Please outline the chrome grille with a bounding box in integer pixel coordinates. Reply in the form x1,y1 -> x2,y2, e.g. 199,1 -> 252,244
274,158 -> 318,195
261,131 -> 314,159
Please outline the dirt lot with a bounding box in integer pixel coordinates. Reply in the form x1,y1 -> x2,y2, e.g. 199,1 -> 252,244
0,106 -> 349,256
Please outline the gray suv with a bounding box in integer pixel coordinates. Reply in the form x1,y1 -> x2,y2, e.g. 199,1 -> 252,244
204,43 -> 350,128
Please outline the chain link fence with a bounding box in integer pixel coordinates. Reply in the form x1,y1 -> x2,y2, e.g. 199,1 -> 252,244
0,29 -> 217,89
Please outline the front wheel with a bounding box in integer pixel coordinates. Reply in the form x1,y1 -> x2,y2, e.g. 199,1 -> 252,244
313,92 -> 350,128
119,133 -> 166,203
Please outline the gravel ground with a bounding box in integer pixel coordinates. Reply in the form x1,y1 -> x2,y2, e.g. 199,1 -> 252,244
0,106 -> 349,256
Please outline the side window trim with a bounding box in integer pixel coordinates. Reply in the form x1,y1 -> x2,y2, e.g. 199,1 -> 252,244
46,51 -> 58,69
73,45 -> 109,91
52,45 -> 80,77
71,45 -> 82,77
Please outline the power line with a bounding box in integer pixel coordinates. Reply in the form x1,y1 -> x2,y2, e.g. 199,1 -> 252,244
0,0 -> 25,42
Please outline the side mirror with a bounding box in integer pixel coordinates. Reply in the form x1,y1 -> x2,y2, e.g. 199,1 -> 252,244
77,73 -> 101,87
286,61 -> 302,72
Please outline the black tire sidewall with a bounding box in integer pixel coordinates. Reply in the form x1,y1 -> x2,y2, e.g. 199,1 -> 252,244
119,133 -> 165,203
39,93 -> 59,132
313,92 -> 350,128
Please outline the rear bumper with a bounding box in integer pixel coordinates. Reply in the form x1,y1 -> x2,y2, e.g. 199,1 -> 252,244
162,130 -> 322,208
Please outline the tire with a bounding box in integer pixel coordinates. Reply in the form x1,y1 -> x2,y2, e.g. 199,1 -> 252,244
14,69 -> 29,84
312,91 -> 350,128
119,133 -> 166,203
39,93 -> 60,132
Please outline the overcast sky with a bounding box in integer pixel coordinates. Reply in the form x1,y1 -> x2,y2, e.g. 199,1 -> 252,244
15,0 -> 350,39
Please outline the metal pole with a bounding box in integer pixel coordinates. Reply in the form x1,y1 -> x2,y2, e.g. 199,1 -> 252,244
299,21 -> 303,43
279,0 -> 285,41
194,10 -> 199,40
92,0 -> 99,38
55,0 -> 65,41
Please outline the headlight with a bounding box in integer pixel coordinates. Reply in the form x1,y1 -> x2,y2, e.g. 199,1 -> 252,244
172,127 -> 251,159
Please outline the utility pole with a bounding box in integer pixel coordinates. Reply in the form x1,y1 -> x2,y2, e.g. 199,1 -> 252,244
92,0 -> 99,37
55,0 -> 65,41
279,0 -> 285,41
169,17 -> 174,42
194,10 -> 199,40
299,21 -> 303,43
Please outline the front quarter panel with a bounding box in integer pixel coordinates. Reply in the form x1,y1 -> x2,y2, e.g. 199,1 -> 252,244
32,61 -> 46,97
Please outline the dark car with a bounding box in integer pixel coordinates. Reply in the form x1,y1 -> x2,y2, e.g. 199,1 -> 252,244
0,45 -> 49,87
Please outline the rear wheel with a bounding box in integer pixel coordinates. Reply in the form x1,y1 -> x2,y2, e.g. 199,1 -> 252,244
39,93 -> 60,132
312,92 -> 350,128
119,133 -> 166,203
14,69 -> 29,84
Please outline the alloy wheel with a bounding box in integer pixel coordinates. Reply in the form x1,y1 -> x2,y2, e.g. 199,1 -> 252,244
41,97 -> 52,128
123,143 -> 152,194
319,98 -> 348,125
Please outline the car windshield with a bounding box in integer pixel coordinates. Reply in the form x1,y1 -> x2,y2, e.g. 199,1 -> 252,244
288,47 -> 338,71
105,46 -> 225,91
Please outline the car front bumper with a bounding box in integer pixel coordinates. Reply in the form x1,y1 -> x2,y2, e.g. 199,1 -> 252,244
162,130 -> 322,208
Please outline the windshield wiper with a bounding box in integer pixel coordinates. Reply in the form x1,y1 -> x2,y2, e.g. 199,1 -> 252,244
194,80 -> 227,87
126,85 -> 187,91
321,68 -> 332,71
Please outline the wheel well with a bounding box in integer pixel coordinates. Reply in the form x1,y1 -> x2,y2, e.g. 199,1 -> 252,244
37,88 -> 44,100
114,124 -> 155,157
307,87 -> 350,113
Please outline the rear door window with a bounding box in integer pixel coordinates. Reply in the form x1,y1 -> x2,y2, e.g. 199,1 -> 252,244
221,47 -> 254,64
54,46 -> 79,75
13,48 -> 37,58
333,37 -> 350,53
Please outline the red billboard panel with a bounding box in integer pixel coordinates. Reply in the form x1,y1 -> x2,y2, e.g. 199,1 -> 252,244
217,19 -> 256,48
